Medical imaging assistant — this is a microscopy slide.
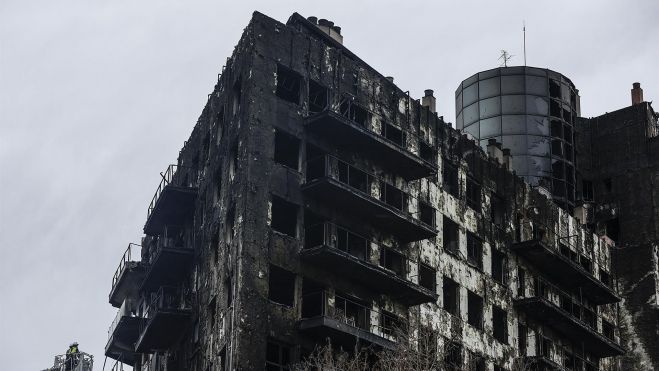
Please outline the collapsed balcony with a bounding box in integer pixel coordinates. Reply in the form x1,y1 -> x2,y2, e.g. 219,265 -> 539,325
109,243 -> 146,308
514,277 -> 624,357
511,223 -> 620,305
135,286 -> 192,353
105,298 -> 142,366
302,155 -> 437,242
140,226 -> 194,290
299,290 -> 405,350
304,98 -> 437,180
302,223 -> 437,306
143,165 -> 198,236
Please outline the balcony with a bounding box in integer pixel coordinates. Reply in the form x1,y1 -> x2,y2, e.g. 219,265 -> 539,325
305,99 -> 436,180
302,155 -> 437,242
143,165 -> 198,236
135,286 -> 192,353
299,290 -> 404,350
302,223 -> 437,306
105,299 -> 142,366
140,227 -> 194,290
109,243 -> 146,308
511,226 -> 620,305
514,278 -> 624,357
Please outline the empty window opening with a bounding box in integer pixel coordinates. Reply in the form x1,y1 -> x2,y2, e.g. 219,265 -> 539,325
274,130 -> 300,170
582,180 -> 594,201
467,290 -> 484,330
492,249 -> 507,284
335,293 -> 369,329
517,267 -> 526,297
469,353 -> 486,371
443,341 -> 463,371
419,263 -> 436,291
214,165 -> 223,202
580,255 -> 592,273
443,277 -> 460,316
268,264 -> 296,307
308,80 -> 328,113
467,232 -> 483,269
226,205 -> 235,245
266,339 -> 292,371
420,141 -> 435,162
232,79 -> 242,115
215,108 -> 225,145
605,218 -> 620,242
583,307 -> 596,329
380,311 -> 404,338
337,226 -> 368,261
550,99 -> 561,117
384,123 -> 405,147
492,305 -> 508,343
380,247 -> 406,277
208,297 -> 217,331
382,183 -> 406,211
518,323 -> 528,355
419,201 -> 435,227
225,275 -> 233,308
212,230 -> 220,264
338,161 -> 369,193
275,65 -> 301,104
443,217 -> 459,254
549,79 -> 561,99
599,269 -> 612,287
305,145 -> 326,180
271,196 -> 298,237
339,98 -> 369,127
466,178 -> 481,212
536,334 -> 553,358
491,194 -> 506,226
300,279 -> 324,318
602,320 -> 615,340
443,160 -> 459,197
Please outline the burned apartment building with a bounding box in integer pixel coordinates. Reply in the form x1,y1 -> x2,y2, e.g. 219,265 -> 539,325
104,11 -> 626,371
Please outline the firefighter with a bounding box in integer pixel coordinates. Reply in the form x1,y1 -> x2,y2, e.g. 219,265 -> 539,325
65,342 -> 79,371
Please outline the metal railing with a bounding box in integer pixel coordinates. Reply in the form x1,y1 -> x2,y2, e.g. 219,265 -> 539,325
523,276 -> 618,341
145,226 -> 194,265
147,164 -> 198,221
304,222 -> 426,283
108,298 -> 139,340
48,352 -> 94,371
140,286 -> 192,330
532,334 -> 600,371
333,96 -> 435,160
305,155 -> 435,228
301,290 -> 407,341
517,219 -> 615,289
111,243 -> 141,291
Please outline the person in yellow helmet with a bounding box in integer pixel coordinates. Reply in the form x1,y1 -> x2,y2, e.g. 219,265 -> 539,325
65,342 -> 79,371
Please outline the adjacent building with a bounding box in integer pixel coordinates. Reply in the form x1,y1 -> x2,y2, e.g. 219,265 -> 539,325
105,11 -> 625,371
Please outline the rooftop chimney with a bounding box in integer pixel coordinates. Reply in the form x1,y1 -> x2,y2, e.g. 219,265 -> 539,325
421,89 -> 436,113
486,139 -> 504,164
313,17 -> 343,44
631,82 -> 643,105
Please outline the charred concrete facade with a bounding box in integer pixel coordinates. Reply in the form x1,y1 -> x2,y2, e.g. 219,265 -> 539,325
576,99 -> 659,370
105,12 -> 624,371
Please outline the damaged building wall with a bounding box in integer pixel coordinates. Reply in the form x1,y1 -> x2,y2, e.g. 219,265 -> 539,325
104,11 -> 626,371
576,101 -> 659,370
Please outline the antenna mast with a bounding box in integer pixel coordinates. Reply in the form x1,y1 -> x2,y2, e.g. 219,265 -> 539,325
523,21 -> 527,66
499,50 -> 513,67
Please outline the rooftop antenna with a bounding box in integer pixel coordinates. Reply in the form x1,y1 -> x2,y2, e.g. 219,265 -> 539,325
523,21 -> 527,66
499,50 -> 513,67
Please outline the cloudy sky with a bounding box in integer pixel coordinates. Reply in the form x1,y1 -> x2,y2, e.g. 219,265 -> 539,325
1,0 -> 657,369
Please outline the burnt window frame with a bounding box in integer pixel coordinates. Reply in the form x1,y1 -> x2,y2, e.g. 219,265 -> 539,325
268,264 -> 296,307
275,64 -> 302,105
492,305 -> 508,344
467,290 -> 484,330
266,339 -> 292,370
418,262 -> 436,292
308,79 -> 328,113
443,216 -> 460,255
443,276 -> 460,316
466,232 -> 483,270
442,159 -> 460,197
273,129 -> 301,171
270,196 -> 299,238
491,248 -> 507,284
466,177 -> 481,212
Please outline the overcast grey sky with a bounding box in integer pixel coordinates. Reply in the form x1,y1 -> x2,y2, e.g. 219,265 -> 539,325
1,1 -> 657,370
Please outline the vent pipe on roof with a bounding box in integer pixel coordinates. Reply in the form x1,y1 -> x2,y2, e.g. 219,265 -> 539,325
313,17 -> 343,44
632,82 -> 644,105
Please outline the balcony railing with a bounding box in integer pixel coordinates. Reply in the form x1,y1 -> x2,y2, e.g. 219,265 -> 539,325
299,290 -> 406,349
303,155 -> 437,242
141,227 -> 194,290
135,286 -> 192,353
302,223 -> 437,305
512,220 -> 620,305
515,276 -> 624,357
144,164 -> 198,236
304,97 -> 437,180
109,243 -> 145,307
105,298 -> 141,366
